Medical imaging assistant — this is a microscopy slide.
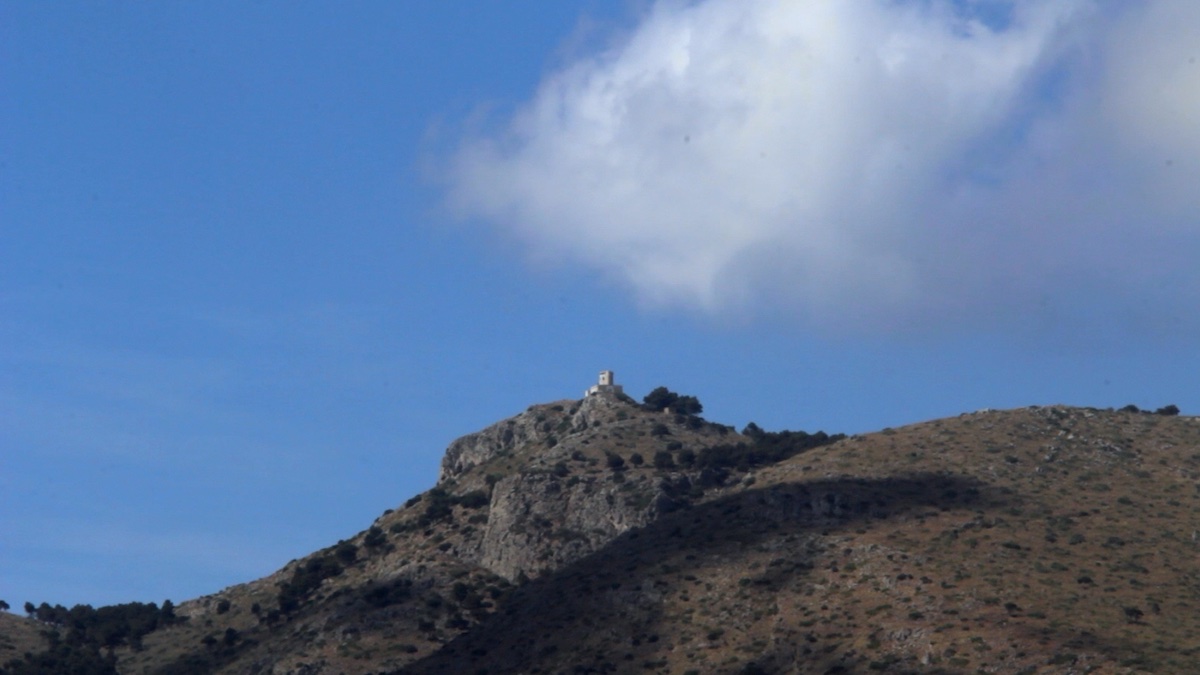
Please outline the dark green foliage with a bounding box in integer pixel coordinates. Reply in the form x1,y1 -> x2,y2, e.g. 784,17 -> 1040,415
277,554 -> 345,613
334,540 -> 358,564
215,599 -> 231,614
629,453 -> 644,466
1124,403 -> 1181,416
643,386 -> 678,411
2,599 -> 184,674
362,578 -> 414,609
642,387 -> 703,415
653,450 -> 675,470
1,635 -> 118,675
19,600 -> 173,648
672,395 -> 702,415
160,599 -> 177,624
420,487 -> 455,526
651,423 -> 670,436
698,428 -> 845,472
363,525 -> 388,550
606,452 -> 626,470
419,487 -> 492,527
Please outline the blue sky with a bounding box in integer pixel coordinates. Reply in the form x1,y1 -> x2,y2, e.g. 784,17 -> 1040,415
3,1 -> 1198,608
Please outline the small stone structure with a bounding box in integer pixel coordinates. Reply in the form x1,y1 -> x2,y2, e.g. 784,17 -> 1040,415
585,370 -> 624,397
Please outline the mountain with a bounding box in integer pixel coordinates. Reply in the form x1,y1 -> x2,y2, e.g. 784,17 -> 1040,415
4,388 -> 1199,674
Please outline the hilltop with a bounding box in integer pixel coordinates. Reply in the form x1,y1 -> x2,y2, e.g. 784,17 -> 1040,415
3,381 -> 1199,674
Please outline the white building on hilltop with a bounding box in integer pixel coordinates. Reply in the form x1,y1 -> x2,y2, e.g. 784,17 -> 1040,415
585,370 -> 624,397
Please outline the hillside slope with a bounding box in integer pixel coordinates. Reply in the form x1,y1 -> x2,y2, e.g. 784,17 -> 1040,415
401,405 -> 1200,674
115,390 -> 770,674
5,395 -> 1198,674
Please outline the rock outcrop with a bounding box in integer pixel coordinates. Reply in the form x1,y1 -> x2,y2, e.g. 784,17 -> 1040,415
437,400 -> 571,483
448,391 -> 739,580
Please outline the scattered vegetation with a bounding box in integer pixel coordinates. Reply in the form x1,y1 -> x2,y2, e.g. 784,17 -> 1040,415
277,551 -> 347,613
416,487 -> 492,527
642,387 -> 703,415
690,425 -> 846,474
11,400 -> 1200,675
3,600 -> 183,674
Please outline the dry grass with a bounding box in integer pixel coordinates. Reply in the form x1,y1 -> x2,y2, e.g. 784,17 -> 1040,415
0,612 -> 47,665
14,402 -> 1200,674
402,406 -> 1200,674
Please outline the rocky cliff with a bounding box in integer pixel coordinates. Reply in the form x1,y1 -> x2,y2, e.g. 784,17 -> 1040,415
95,389 -> 750,675
446,391 -> 744,580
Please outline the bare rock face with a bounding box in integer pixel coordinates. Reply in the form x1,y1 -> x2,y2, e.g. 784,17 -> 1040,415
436,394 -> 651,580
438,392 -> 641,484
478,469 -> 661,581
444,391 -> 729,581
438,401 -> 570,483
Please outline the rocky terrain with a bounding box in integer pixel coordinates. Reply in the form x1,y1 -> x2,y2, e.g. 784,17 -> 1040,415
4,390 -> 1199,674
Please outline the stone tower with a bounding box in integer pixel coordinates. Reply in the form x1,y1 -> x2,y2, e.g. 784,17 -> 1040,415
585,370 -> 624,397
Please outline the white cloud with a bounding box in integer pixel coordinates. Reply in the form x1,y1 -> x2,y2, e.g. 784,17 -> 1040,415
448,0 -> 1200,332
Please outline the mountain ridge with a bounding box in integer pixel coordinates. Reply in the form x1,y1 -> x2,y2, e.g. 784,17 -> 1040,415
4,390 -> 1198,674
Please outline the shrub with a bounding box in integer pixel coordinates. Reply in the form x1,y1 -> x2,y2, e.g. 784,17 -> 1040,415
278,554 -> 344,612
696,428 -> 844,472
673,395 -> 702,415
364,579 -> 413,608
363,525 -> 388,550
643,387 -> 703,415
643,387 -> 679,412
335,541 -> 358,564
420,488 -> 455,525
653,451 -> 675,470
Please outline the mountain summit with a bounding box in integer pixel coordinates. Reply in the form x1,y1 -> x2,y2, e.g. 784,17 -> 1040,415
4,385 -> 1199,674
